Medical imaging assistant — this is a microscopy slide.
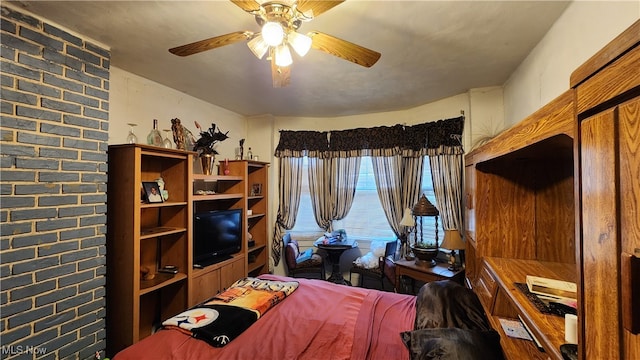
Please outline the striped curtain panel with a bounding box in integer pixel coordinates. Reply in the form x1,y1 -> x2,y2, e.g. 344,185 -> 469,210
329,157 -> 361,227
307,157 -> 361,231
429,154 -> 464,232
371,155 -> 424,238
308,157 -> 332,231
272,157 -> 304,266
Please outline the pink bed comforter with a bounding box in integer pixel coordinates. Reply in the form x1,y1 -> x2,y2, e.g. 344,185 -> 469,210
115,274 -> 416,360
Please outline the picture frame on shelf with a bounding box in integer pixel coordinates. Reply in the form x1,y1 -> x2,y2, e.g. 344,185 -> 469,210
251,183 -> 262,196
142,181 -> 164,203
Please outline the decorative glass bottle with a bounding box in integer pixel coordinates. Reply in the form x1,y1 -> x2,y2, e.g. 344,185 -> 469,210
247,147 -> 253,160
146,119 -> 163,146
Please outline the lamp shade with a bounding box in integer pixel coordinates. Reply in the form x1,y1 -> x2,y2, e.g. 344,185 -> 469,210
262,22 -> 284,46
288,31 -> 312,56
413,194 -> 439,216
441,230 -> 465,250
399,208 -> 415,227
247,35 -> 269,59
274,44 -> 293,67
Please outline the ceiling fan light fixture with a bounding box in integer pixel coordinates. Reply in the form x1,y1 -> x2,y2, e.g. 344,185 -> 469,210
262,22 -> 284,46
288,31 -> 312,57
247,34 -> 269,59
274,44 -> 293,67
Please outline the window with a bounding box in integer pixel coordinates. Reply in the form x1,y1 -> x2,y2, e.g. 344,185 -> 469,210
290,157 -> 442,242
416,161 -> 442,246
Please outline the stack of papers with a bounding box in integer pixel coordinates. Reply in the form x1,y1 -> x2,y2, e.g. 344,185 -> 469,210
498,318 -> 533,341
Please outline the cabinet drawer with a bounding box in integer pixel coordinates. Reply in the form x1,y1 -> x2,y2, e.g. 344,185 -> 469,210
475,262 -> 498,311
191,269 -> 221,306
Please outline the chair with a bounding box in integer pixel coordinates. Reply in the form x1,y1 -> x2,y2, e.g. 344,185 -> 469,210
349,239 -> 398,290
282,233 -> 325,280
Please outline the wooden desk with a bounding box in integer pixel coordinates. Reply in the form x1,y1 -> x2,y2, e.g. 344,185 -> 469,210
479,257 -> 575,360
394,259 -> 464,294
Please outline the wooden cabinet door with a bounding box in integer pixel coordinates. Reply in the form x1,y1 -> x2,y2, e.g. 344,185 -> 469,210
190,269 -> 221,306
220,257 -> 246,290
618,97 -> 640,360
580,96 -> 640,359
581,107 -> 620,359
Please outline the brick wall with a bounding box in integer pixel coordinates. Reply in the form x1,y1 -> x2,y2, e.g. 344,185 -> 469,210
1,5 -> 109,359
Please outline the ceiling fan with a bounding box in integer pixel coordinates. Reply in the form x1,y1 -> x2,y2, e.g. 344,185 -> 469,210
168,0 -> 381,87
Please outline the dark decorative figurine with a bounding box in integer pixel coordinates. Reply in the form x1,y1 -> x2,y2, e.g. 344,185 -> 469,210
193,122 -> 229,156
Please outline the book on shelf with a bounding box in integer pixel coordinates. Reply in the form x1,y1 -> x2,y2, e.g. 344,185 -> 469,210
526,275 -> 577,301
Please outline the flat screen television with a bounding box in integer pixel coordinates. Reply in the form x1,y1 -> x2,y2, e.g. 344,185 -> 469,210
193,208 -> 242,267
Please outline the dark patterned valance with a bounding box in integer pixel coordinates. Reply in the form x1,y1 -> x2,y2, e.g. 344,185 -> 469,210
274,116 -> 464,158
404,116 -> 464,156
274,130 -> 329,157
327,125 -> 405,157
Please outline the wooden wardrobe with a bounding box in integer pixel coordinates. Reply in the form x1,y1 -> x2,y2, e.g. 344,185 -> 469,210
465,20 -> 639,360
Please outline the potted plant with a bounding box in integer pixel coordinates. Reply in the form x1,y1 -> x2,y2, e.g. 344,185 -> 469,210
411,240 -> 439,266
193,122 -> 229,174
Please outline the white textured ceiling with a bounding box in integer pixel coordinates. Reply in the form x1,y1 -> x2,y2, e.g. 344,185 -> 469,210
10,1 -> 570,117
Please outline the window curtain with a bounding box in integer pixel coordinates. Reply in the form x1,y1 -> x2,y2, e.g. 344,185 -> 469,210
273,116 -> 465,264
272,130 -> 327,266
307,127 -> 373,232
308,157 -> 361,232
430,154 -> 463,233
308,157 -> 332,230
328,157 -> 361,228
422,119 -> 465,236
272,157 -> 304,266
361,124 -> 424,239
372,155 -> 424,238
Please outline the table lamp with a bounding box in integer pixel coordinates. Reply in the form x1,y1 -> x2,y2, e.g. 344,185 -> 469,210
441,229 -> 465,271
399,208 -> 415,259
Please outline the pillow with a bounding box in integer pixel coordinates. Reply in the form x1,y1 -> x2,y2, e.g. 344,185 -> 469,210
354,252 -> 379,269
296,248 -> 313,263
370,240 -> 386,257
400,328 -> 504,360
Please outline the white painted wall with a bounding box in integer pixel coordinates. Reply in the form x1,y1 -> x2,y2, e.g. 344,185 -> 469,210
109,66 -> 246,162
503,1 -> 639,126
468,86 -> 504,151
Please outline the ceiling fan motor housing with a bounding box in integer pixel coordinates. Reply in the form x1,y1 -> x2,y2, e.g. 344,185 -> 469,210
255,2 -> 303,30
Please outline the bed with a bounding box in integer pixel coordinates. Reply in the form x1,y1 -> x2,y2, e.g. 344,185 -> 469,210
114,274 -> 503,360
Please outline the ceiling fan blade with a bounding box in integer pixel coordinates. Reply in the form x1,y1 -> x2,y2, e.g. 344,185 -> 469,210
271,56 -> 291,88
308,31 -> 381,68
296,1 -> 344,17
230,0 -> 261,13
169,31 -> 253,57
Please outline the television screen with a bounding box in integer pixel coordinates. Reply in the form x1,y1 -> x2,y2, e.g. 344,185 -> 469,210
193,208 -> 242,267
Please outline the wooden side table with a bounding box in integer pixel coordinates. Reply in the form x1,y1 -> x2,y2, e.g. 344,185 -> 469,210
314,237 -> 358,285
394,259 -> 464,294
